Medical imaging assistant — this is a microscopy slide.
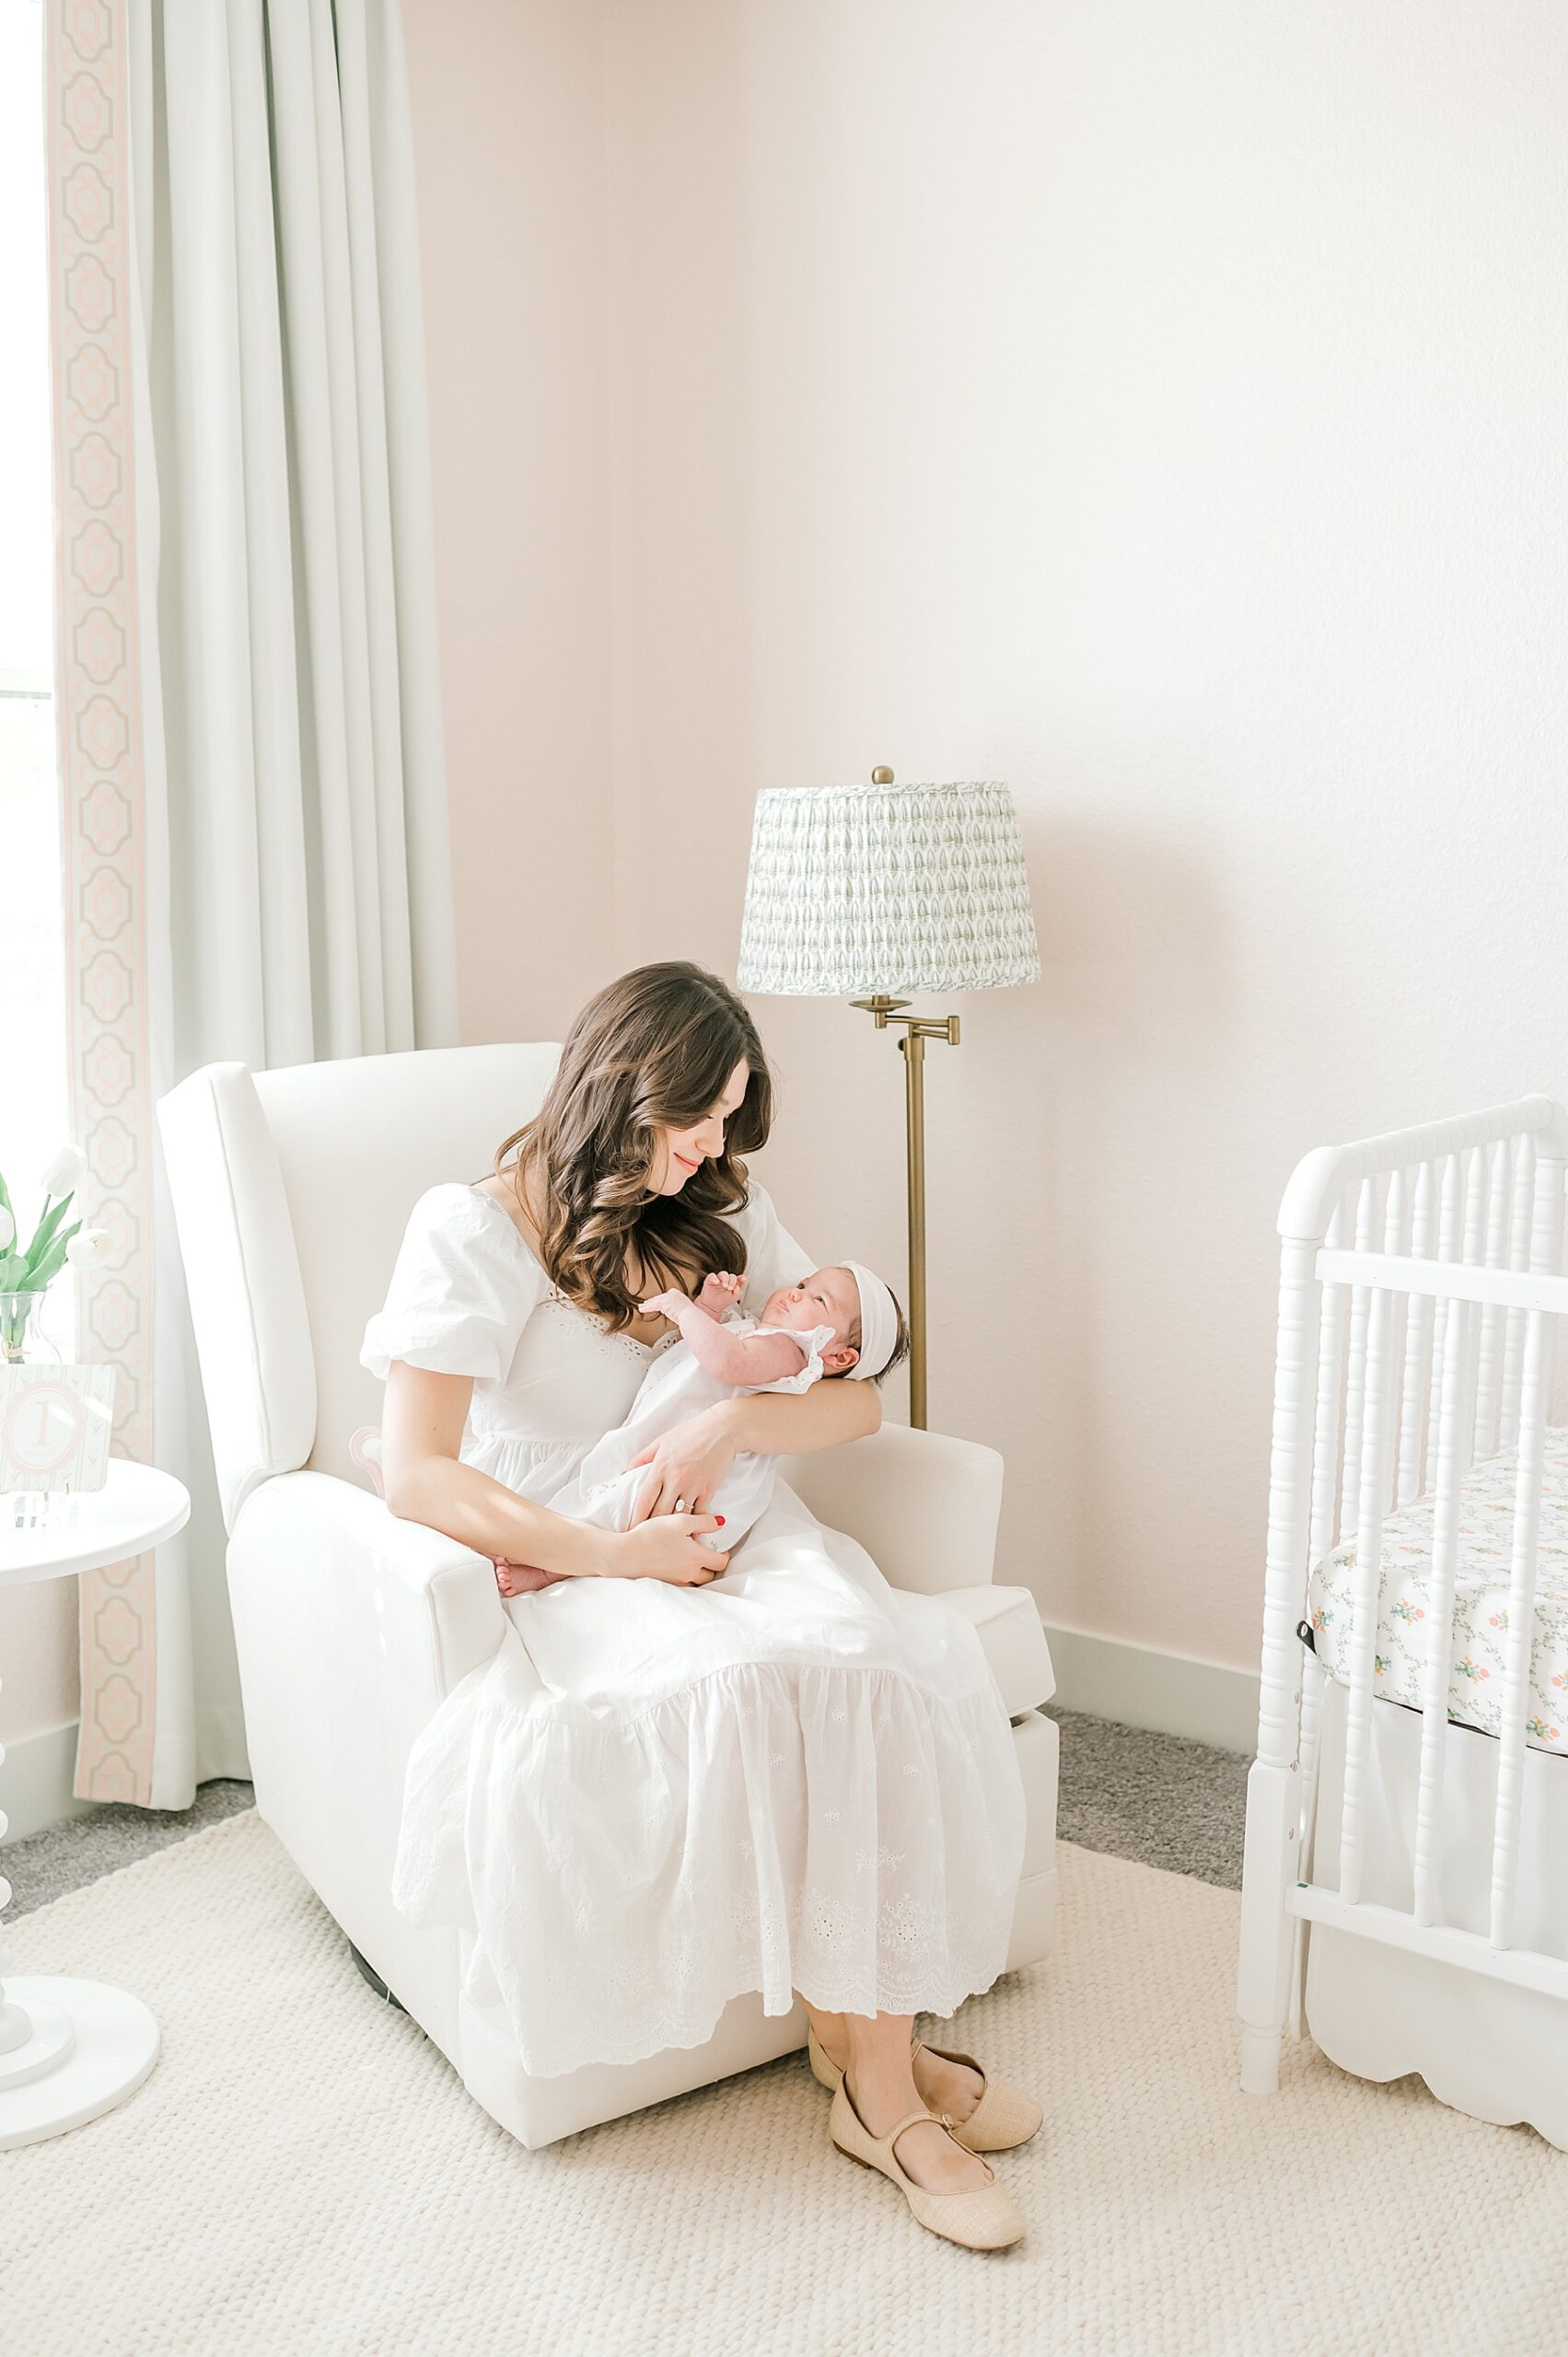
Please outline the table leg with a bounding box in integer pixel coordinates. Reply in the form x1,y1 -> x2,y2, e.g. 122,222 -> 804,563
0,1672 -> 159,2150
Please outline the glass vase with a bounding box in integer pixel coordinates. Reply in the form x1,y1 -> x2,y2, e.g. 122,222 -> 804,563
0,1291 -> 66,1528
0,1291 -> 58,1366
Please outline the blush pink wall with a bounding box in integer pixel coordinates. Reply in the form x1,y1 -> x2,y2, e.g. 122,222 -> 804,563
403,0 -> 616,1045
594,0 -> 1568,1687
409,0 -> 1568,1704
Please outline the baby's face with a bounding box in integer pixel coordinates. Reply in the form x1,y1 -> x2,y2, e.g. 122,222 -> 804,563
761,1268 -> 862,1375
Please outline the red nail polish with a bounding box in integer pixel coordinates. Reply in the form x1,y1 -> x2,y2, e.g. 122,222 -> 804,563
714,1515 -> 726,1526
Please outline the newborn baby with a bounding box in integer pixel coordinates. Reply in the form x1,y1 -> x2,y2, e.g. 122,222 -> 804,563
494,1260 -> 903,1595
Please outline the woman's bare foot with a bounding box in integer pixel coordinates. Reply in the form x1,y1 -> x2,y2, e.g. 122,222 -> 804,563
911,2044 -> 985,2124
842,2051 -> 993,2196
811,2015 -> 984,2127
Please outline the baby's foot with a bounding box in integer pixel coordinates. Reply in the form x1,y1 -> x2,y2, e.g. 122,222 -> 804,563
494,1558 -> 563,1596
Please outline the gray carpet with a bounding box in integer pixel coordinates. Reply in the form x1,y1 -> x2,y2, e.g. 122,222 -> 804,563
1049,1707 -> 1249,1891
1,1710 -> 1249,1919
4,1778 -> 257,1918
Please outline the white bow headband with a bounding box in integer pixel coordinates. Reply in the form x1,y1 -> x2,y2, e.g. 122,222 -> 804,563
842,1260 -> 900,1382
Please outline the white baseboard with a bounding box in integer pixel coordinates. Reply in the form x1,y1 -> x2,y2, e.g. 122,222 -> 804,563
0,1720 -> 96,1845
1041,1623 -> 1259,1756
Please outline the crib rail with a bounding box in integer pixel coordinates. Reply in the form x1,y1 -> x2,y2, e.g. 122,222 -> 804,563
1237,1094 -> 1568,2095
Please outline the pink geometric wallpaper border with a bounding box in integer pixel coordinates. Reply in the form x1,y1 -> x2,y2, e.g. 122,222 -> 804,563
46,0 -> 158,1805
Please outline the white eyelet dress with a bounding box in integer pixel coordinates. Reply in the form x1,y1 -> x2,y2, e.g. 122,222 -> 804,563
360,1179 -> 1026,2080
551,1309 -> 842,1550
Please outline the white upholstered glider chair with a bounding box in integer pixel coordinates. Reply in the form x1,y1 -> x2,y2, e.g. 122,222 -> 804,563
157,1045 -> 1060,2148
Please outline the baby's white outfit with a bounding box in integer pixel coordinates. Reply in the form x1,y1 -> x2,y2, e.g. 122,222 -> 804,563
552,1309 -> 838,1548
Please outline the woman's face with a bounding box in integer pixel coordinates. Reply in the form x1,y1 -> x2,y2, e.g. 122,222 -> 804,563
645,1059 -> 750,1196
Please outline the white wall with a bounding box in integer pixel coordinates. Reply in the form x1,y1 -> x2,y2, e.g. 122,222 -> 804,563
598,0 -> 1568,1680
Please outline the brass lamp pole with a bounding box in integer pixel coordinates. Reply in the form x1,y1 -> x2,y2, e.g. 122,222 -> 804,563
848,996 -> 956,1429
850,769 -> 958,1427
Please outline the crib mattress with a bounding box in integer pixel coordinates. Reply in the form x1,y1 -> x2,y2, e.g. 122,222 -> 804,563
1307,1427 -> 1568,1759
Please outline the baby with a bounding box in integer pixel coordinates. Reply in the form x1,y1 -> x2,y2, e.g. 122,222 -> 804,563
494,1260 -> 904,1595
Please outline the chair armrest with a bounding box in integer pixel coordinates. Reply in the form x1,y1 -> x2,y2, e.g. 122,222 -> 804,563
780,1423 -> 1004,1595
229,1469 -> 510,1703
224,1469 -> 520,2056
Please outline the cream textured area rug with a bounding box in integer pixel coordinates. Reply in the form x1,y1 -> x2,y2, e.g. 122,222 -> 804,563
5,1813 -> 1565,2357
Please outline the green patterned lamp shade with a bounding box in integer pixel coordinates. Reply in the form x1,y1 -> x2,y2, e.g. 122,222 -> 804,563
737,779 -> 1040,997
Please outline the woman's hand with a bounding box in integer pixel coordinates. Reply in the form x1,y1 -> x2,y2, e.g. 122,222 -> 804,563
626,1402 -> 738,1524
608,1516 -> 730,1584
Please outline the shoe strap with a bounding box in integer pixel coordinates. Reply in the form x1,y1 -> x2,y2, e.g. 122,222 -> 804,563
885,2109 -> 998,2189
879,2105 -> 944,2156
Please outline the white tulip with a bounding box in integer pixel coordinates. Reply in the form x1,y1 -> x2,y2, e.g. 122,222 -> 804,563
40,1144 -> 88,1199
65,1228 -> 111,1267
0,1207 -> 13,1252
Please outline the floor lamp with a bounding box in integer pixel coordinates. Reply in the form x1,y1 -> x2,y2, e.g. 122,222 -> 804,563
737,771 -> 1040,1429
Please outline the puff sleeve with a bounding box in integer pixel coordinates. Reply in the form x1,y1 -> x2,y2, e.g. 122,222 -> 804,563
732,1182 -> 819,1317
749,1320 -> 839,1397
360,1184 -> 546,1384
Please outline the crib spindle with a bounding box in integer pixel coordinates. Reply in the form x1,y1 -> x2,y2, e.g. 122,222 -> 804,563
1411,1297 -> 1474,1927
1456,1148 -> 1492,1480
1425,1155 -> 1462,1487
1472,1141 -> 1512,1462
1397,1160 -> 1438,1507
1498,1136 -> 1537,1454
1340,1179 -> 1379,1547
1339,1279 -> 1399,1909
1308,1197 -> 1350,1563
1490,1145 -> 1568,1946
1294,1199 -> 1351,2041
1287,1645 -> 1328,2043
1489,1309 -> 1554,1950
1382,1170 -> 1412,1511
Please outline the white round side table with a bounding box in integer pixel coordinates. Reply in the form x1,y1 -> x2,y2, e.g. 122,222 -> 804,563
0,1460 -> 190,2151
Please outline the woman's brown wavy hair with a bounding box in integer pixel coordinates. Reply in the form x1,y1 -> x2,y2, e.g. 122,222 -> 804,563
492,963 -> 772,1332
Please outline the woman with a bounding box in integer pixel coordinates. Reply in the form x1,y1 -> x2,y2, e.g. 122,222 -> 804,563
364,964 -> 1037,2248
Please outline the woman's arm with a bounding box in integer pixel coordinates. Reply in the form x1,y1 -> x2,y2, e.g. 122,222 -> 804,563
726,1374 -> 881,1456
380,1361 -> 728,1580
627,1375 -> 880,1524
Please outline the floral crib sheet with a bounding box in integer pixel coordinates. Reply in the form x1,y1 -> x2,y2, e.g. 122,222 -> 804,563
1307,1427 -> 1568,1759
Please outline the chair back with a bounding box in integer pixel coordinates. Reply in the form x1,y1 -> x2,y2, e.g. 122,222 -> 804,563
157,1043 -> 561,1528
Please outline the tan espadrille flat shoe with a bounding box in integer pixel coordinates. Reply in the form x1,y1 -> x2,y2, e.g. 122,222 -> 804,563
806,2018 -> 848,2094
911,2038 -> 1044,2154
828,2079 -> 1025,2252
807,2021 -> 1042,2154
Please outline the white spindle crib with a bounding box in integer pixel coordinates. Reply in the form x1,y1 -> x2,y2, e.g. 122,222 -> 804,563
1238,1095 -> 1568,2142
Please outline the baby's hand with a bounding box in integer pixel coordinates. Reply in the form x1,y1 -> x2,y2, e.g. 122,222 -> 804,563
698,1270 -> 743,1314
640,1287 -> 691,1323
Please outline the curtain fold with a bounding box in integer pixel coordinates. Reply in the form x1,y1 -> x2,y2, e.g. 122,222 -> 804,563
49,0 -> 458,1809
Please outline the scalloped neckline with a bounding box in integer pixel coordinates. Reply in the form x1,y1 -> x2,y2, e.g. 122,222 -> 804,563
462,1183 -> 663,1353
